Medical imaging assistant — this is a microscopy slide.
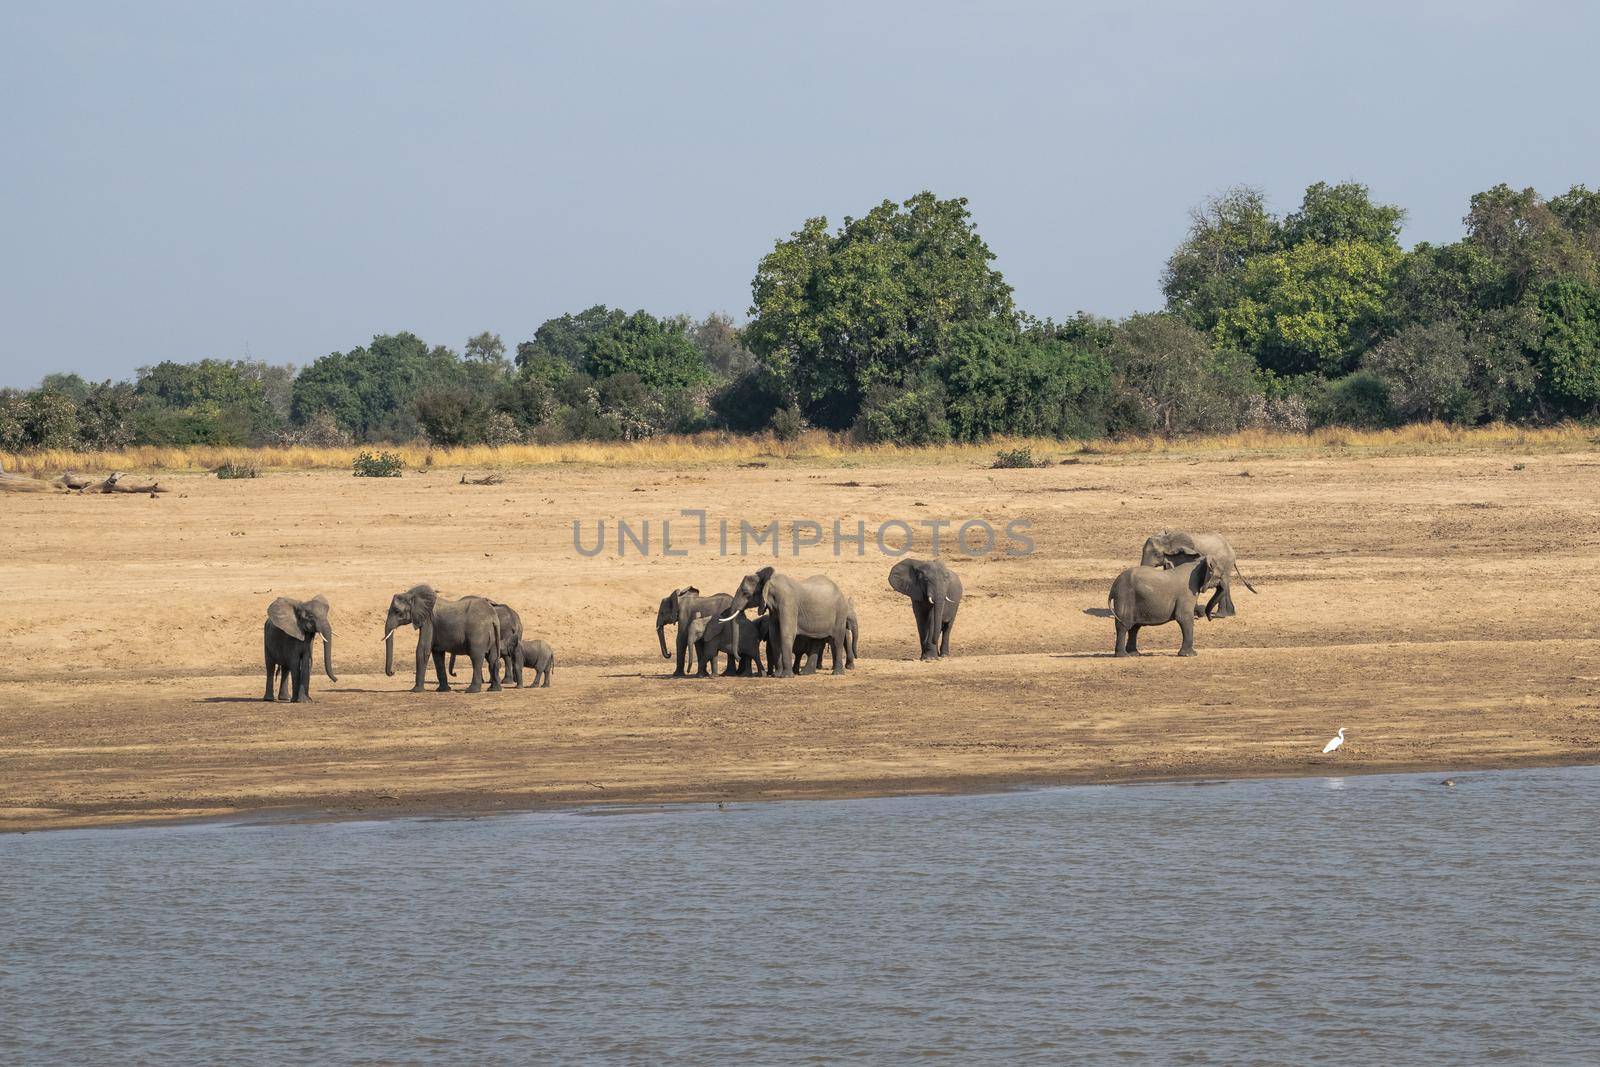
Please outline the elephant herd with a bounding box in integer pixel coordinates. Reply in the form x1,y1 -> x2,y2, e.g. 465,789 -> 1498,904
260,530 -> 1255,700
262,585 -> 556,702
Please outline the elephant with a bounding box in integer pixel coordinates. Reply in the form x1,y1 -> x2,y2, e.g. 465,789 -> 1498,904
448,602 -> 525,686
722,567 -> 850,677
792,598 -> 859,674
1107,556 -> 1223,657
655,586 -> 735,677
520,639 -> 554,687
687,612 -> 764,676
263,595 -> 336,702
1140,531 -> 1257,619
384,585 -> 503,693
888,559 -> 962,660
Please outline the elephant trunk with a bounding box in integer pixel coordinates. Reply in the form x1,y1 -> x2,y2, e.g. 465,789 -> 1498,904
657,622 -> 671,660
384,629 -> 396,677
320,621 -> 337,682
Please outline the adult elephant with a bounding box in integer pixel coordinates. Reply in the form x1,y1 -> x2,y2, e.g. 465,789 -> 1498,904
384,585 -> 502,693
263,595 -> 336,702
655,586 -> 734,677
888,558 -> 963,660
722,566 -> 849,677
448,602 -> 525,686
1140,531 -> 1257,619
1108,556 -> 1222,657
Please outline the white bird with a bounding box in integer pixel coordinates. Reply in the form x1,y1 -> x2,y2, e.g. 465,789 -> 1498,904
1322,728 -> 1346,755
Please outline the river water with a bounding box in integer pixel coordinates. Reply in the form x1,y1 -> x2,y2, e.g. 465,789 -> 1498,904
5,766 -> 1599,1064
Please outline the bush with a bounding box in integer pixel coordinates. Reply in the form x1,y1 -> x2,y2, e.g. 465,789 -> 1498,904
992,447 -> 1044,468
1362,321 -> 1476,423
1313,371 -> 1397,428
216,462 -> 259,479
938,324 -> 1111,441
770,403 -> 807,441
855,381 -> 951,445
352,450 -> 406,477
414,385 -> 492,446
1106,314 -> 1261,435
710,365 -> 786,432
483,411 -> 523,446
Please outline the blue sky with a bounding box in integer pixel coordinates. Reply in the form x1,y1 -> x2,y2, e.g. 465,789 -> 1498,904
2,0 -> 1597,386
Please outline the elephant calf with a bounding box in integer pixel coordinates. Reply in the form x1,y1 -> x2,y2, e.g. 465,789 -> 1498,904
1108,556 -> 1223,657
1141,531 -> 1257,619
263,595 -> 336,702
520,639 -> 554,687
889,558 -> 961,660
688,612 -> 764,676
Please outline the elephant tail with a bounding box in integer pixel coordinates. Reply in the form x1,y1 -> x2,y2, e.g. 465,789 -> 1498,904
1233,560 -> 1258,594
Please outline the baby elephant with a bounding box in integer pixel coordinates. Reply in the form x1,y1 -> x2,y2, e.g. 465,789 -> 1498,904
519,639 -> 554,687
263,595 -> 336,702
687,613 -> 763,676
1107,557 -> 1223,657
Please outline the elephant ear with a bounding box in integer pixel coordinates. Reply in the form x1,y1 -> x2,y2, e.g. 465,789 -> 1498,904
305,595 -> 332,636
406,585 -> 437,623
267,598 -> 302,639
755,566 -> 775,586
888,559 -> 920,598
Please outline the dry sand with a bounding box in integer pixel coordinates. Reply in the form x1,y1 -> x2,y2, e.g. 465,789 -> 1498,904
3,447 -> 1598,832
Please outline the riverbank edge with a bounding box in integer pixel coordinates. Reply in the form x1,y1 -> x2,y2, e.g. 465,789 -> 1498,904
8,751 -> 1597,835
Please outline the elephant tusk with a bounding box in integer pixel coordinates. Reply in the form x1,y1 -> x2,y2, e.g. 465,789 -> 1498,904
718,613 -> 738,623
947,596 -> 955,603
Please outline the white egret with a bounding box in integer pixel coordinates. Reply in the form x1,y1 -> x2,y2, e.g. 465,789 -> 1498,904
1322,728 -> 1346,754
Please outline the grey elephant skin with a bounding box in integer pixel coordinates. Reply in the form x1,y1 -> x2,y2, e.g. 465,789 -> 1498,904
519,639 -> 554,687
888,559 -> 962,660
449,602 -> 525,686
263,595 -> 336,702
1141,531 -> 1257,619
384,585 -> 503,693
656,587 -> 734,677
687,612 -> 764,676
790,598 -> 858,674
1108,557 -> 1222,657
724,567 -> 851,677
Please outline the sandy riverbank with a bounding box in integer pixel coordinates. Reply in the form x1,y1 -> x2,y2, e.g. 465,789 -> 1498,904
3,446 -> 1598,831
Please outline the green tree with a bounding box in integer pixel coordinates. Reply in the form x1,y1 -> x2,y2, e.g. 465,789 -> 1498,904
292,333 -> 461,440
1534,279 -> 1600,409
0,390 -> 32,451
1361,321 -> 1475,422
1280,181 -> 1405,249
414,384 -> 492,445
1105,314 -> 1259,435
77,381 -> 139,449
936,321 -> 1111,441
27,389 -> 82,449
39,373 -> 91,401
1161,186 -> 1278,332
692,312 -> 756,378
1214,239 -> 1401,376
133,359 -> 283,445
746,192 -> 1016,429
1465,184 -> 1595,301
515,306 -> 626,369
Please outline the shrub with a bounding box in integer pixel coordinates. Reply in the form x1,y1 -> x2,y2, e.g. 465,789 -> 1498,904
770,403 -> 807,442
939,324 -> 1111,441
1362,321 -> 1476,423
855,381 -> 951,445
992,447 -> 1044,468
1106,314 -> 1261,435
215,462 -> 259,479
1313,371 -> 1397,428
352,450 -> 406,477
414,385 -> 492,446
710,365 -> 786,432
483,411 -> 523,446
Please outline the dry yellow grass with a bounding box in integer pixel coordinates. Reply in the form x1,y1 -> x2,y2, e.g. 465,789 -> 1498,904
2,422 -> 1595,475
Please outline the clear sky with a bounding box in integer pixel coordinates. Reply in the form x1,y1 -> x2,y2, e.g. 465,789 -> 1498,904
2,0 -> 1597,387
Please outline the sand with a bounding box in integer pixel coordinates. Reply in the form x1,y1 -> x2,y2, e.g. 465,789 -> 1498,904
2,446 -> 1598,832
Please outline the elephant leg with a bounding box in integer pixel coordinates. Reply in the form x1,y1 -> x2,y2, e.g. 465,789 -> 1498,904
264,659 -> 277,701
278,663 -> 292,701
433,649 -> 452,692
542,665 -> 551,688
912,603 -> 933,660
297,651 -> 313,703
1216,579 -> 1237,619
1177,612 -> 1197,656
486,647 -> 502,692
1114,621 -> 1130,657
673,626 -> 691,677
939,619 -> 954,658
412,631 -> 431,693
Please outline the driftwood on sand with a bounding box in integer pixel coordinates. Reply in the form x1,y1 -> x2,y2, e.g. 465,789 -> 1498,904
0,466 -> 168,495
459,473 -> 506,486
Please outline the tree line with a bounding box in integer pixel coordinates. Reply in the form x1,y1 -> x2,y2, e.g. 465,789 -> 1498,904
4,181 -> 1598,453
